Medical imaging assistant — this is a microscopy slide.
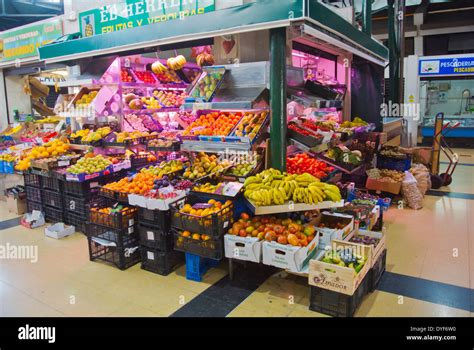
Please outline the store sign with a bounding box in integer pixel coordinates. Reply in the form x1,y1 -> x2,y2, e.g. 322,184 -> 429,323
0,19 -> 63,62
79,0 -> 216,37
419,56 -> 474,76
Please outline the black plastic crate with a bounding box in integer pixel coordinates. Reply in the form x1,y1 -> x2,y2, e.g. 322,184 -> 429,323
90,205 -> 137,230
62,179 -> 101,197
140,247 -> 184,276
173,231 -> 223,260
27,200 -> 43,213
42,189 -> 63,209
170,195 -> 233,238
86,223 -> 137,246
137,208 -> 170,232
44,205 -> 64,223
41,175 -> 62,191
24,173 -> 42,187
369,249 -> 387,292
64,211 -> 87,234
25,185 -> 42,203
371,209 -> 384,231
63,194 -> 104,217
88,235 -> 140,270
309,271 -> 369,317
138,223 -> 173,251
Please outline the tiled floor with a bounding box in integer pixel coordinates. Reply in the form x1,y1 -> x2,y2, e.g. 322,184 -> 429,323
0,148 -> 473,317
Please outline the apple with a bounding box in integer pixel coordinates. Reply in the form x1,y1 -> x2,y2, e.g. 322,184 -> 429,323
251,229 -> 259,237
277,236 -> 288,245
246,226 -> 254,234
274,225 -> 284,235
239,229 -> 247,237
257,232 -> 265,241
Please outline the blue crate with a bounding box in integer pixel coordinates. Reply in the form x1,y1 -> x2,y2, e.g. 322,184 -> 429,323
0,160 -> 4,173
4,162 -> 14,174
185,253 -> 220,282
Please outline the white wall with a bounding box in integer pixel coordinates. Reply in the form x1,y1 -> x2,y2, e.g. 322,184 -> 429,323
4,75 -> 31,118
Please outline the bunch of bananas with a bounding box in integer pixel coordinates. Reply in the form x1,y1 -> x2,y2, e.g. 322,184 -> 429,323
0,154 -> 16,162
167,55 -> 187,70
243,169 -> 342,206
151,61 -> 167,74
36,116 -> 60,124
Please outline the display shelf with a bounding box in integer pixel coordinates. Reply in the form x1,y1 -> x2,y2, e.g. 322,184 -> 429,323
123,107 -> 181,114
313,154 -> 364,175
245,199 -> 344,215
289,138 -> 330,154
181,139 -> 253,152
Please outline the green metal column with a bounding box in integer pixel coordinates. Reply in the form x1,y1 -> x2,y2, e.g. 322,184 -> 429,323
269,27 -> 287,171
362,0 -> 372,35
387,0 -> 399,105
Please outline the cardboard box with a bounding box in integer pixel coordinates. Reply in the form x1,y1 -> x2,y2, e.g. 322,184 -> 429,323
45,223 -> 75,239
308,240 -> 372,295
224,235 -> 262,263
312,212 -> 355,248
6,195 -> 26,215
262,233 -> 319,272
345,229 -> 385,267
365,177 -> 402,195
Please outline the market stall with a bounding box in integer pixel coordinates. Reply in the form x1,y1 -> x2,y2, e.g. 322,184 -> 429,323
1,0 -> 436,318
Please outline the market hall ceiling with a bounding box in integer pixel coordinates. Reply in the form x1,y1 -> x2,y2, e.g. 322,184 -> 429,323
0,0 -> 64,31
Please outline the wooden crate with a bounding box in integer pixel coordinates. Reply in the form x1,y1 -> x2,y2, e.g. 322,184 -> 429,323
30,158 -> 58,171
308,241 -> 372,296
345,229 -> 386,267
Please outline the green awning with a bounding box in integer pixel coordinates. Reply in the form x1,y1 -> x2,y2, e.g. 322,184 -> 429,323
39,0 -> 388,63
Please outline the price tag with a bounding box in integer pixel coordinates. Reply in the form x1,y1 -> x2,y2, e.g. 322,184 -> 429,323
147,251 -> 155,260
224,221 -> 229,228
58,160 -> 70,167
147,231 -> 155,240
128,219 -> 134,226
90,182 -> 99,188
128,226 -> 134,234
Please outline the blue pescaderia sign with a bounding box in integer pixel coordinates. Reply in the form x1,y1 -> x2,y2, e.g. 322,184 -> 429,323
419,56 -> 474,76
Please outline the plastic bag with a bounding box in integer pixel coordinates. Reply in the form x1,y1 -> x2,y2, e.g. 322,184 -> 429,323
401,171 -> 424,210
409,164 -> 431,196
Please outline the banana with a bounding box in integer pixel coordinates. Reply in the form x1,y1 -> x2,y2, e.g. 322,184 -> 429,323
309,187 -> 323,203
244,176 -> 260,187
245,183 -> 262,191
324,190 -> 340,202
278,187 -> 288,201
308,182 -> 325,188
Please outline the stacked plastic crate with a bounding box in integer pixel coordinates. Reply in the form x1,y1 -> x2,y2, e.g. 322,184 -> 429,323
41,175 -> 64,223
137,207 -> 184,276
87,201 -> 140,270
62,180 -> 102,234
24,173 -> 43,213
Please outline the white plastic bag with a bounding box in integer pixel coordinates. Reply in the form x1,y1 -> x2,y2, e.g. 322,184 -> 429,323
401,171 -> 424,210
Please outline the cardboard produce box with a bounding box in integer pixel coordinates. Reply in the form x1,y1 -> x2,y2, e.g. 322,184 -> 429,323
309,240 -> 372,295
45,223 -> 75,239
224,235 -> 262,263
365,177 -> 401,195
262,233 -> 319,272
6,195 -> 26,215
312,212 -> 355,248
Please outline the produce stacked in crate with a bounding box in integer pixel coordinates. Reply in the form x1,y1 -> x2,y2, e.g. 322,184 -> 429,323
172,196 -> 233,261
87,202 -> 140,270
